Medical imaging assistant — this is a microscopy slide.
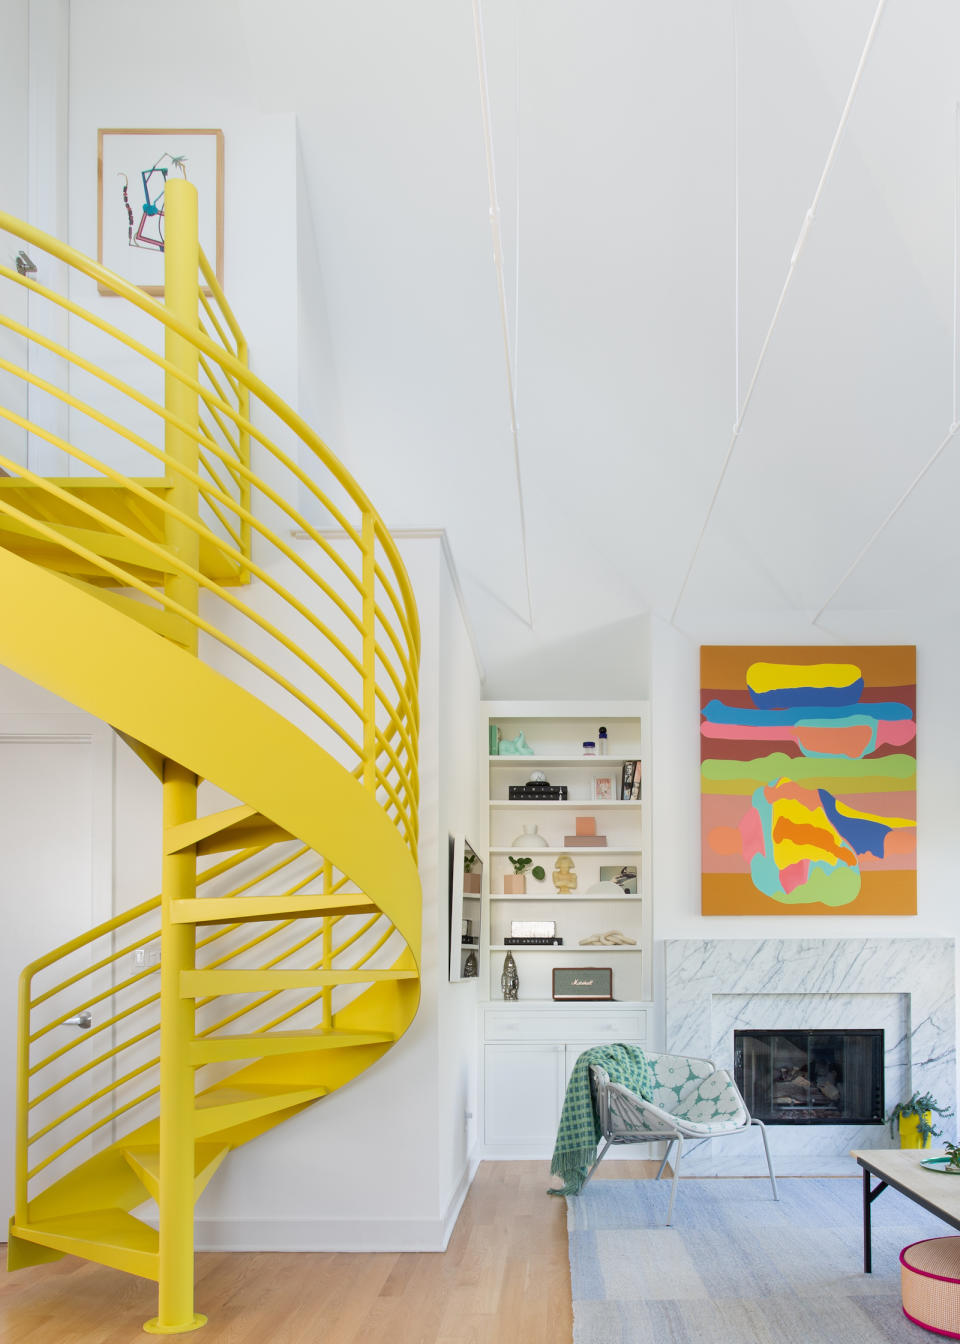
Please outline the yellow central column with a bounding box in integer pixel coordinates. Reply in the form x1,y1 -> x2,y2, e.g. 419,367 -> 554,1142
145,177 -> 206,1336
147,761 -> 203,1336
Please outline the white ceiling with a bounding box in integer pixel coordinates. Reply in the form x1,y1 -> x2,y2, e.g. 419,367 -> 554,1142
231,0 -> 960,686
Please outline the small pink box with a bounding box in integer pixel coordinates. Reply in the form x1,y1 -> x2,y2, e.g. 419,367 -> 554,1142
575,817 -> 597,836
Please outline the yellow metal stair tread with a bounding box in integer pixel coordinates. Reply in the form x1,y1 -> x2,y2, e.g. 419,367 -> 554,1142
122,1143 -> 229,1205
172,892 -> 377,924
189,1026 -> 395,1065
0,477 -> 172,515
0,511 -> 179,572
181,967 -> 418,995
0,477 -> 243,584
191,1083 -> 329,1139
11,1208 -> 159,1281
165,804 -> 292,855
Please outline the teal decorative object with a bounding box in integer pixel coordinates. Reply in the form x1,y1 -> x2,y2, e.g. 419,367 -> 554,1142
499,731 -> 534,756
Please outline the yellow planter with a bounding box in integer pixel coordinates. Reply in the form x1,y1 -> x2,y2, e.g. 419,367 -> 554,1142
900,1112 -> 933,1148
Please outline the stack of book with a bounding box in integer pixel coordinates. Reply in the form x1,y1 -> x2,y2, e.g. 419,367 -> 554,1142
621,760 -> 641,800
503,936 -> 564,945
565,816 -> 606,846
507,781 -> 569,800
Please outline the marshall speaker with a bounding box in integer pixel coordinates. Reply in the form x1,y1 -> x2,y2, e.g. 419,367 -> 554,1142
552,967 -> 613,1001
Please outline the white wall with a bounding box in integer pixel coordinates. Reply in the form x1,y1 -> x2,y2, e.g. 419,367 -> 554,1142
65,3 -> 302,489
482,613 -> 651,701
295,127 -> 344,487
649,612 -> 960,1071
436,548 -> 484,1209
0,0 -> 29,216
0,0 -> 31,469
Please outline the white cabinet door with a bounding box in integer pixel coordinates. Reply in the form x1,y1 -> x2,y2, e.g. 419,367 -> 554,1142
483,1043 -> 564,1147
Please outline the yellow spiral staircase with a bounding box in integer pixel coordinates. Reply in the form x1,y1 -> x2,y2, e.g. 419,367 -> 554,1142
0,180 -> 421,1333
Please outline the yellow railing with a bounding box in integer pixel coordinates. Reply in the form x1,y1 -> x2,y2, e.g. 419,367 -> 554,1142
0,200 -> 420,847
16,841 -> 399,1218
0,179 -> 422,1332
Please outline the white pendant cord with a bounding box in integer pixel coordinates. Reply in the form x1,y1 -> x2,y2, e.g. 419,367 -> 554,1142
813,99 -> 960,624
671,0 -> 888,625
513,0 -> 521,395
471,0 -> 534,629
733,0 -> 741,420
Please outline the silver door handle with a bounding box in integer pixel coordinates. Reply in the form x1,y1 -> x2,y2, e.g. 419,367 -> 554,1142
64,1011 -> 92,1029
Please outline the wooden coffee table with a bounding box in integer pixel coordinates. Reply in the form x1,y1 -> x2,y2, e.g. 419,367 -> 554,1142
853,1148 -> 960,1272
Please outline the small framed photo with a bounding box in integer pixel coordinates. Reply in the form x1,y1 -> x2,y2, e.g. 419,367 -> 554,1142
600,864 -> 638,894
592,775 -> 616,801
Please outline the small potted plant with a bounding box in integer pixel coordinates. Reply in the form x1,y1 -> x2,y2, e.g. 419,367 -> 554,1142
943,1140 -> 960,1171
889,1092 -> 954,1149
503,856 -> 546,895
463,851 -> 482,894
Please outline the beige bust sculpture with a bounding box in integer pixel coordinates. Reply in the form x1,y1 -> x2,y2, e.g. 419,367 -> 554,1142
552,854 -> 577,895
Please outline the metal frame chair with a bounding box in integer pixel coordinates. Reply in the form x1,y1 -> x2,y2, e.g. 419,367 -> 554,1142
585,1051 -> 779,1224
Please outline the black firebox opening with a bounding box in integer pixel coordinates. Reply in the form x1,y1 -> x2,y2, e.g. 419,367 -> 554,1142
734,1029 -> 884,1125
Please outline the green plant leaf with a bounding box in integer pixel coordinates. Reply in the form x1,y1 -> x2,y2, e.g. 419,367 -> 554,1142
531,865 -> 546,881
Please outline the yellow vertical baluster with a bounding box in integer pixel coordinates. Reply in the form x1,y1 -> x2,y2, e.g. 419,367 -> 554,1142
161,177 -> 201,649
237,335 -> 251,576
145,178 -> 206,1337
322,860 -> 334,1030
361,513 -> 376,792
14,971 -> 31,1226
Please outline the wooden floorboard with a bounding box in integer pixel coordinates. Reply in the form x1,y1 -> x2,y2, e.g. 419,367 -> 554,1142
0,1160 -> 660,1343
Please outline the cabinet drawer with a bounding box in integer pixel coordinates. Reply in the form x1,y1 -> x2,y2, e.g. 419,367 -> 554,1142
484,1009 -> 646,1042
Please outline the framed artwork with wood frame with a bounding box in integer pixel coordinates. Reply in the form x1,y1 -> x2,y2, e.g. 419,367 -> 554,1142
97,128 -> 224,296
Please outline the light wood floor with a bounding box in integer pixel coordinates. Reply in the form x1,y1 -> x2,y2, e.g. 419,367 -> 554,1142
0,1160 -> 660,1343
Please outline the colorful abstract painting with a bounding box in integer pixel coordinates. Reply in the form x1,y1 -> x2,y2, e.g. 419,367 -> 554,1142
701,646 -> 916,916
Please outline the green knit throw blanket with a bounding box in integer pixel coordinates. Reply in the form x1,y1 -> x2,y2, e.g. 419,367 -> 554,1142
548,1042 -> 654,1197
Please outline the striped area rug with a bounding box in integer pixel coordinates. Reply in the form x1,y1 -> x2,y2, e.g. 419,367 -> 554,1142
567,1177 -> 948,1343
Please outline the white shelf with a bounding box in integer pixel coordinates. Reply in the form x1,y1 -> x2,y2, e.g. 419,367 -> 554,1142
482,699 -> 651,1008
489,799 -> 640,809
481,998 -> 650,1007
489,755 -> 638,766
490,846 -> 638,855
489,893 -> 637,901
490,945 -> 638,954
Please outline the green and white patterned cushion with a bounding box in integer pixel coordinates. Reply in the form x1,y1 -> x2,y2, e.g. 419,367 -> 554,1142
604,1083 -> 679,1136
646,1052 -> 715,1112
673,1069 -> 747,1132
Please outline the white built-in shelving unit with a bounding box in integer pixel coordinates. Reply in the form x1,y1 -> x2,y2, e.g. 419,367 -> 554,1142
477,701 -> 652,1156
481,700 -> 651,1003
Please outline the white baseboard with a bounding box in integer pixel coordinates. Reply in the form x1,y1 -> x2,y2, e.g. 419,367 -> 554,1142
184,1156 -> 481,1254
438,1149 -> 481,1250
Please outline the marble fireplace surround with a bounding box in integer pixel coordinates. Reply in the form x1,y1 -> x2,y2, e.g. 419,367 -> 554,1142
665,939 -> 956,1176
